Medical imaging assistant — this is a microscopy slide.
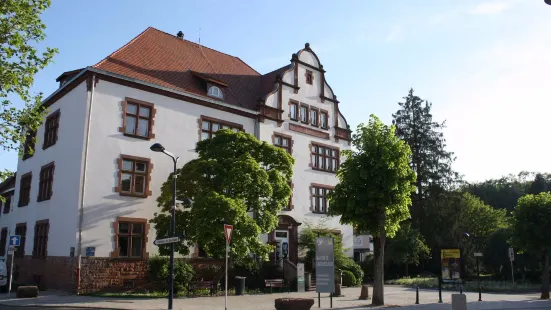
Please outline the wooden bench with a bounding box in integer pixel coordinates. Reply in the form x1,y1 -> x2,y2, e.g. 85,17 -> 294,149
188,280 -> 215,297
265,279 -> 288,294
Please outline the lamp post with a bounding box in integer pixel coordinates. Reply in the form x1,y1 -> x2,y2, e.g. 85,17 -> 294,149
150,143 -> 181,310
463,232 -> 482,301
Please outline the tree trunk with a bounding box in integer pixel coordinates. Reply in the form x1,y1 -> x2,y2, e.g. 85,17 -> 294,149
542,250 -> 550,299
372,231 -> 386,306
405,263 -> 409,278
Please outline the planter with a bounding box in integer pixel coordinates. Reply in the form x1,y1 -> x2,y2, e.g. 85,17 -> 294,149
274,298 -> 315,310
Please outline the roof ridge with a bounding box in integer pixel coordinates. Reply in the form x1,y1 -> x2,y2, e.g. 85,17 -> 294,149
148,27 -> 261,76
94,27 -> 153,68
263,64 -> 291,76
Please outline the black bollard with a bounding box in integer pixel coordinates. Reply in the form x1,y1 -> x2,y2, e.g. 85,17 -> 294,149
415,285 -> 419,304
478,283 -> 482,301
460,285 -> 463,294
438,276 -> 443,303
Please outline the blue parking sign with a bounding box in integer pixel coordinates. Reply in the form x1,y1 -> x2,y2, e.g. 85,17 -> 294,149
9,235 -> 20,247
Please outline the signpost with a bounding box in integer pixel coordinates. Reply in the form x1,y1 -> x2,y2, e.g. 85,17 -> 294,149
224,224 -> 233,310
315,237 -> 335,308
8,234 -> 20,297
153,237 -> 180,246
509,248 -> 515,287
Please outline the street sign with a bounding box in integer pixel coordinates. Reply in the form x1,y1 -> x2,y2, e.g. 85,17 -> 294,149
8,235 -> 20,247
315,237 -> 335,293
474,252 -> 483,257
224,224 -> 233,245
153,237 -> 180,246
509,248 -> 515,261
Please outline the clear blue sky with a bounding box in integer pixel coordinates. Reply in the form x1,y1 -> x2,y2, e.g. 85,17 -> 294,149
1,0 -> 550,182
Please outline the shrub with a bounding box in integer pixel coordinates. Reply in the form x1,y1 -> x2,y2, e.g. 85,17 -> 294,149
360,255 -> 374,283
148,256 -> 194,293
340,257 -> 363,286
342,270 -> 357,287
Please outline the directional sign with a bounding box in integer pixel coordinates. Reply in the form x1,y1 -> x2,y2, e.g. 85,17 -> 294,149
153,237 -> 180,246
474,252 -> 483,257
8,235 -> 20,247
509,248 -> 515,261
315,237 -> 335,293
224,224 -> 233,245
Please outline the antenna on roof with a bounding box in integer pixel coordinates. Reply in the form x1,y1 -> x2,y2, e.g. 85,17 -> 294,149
198,28 -> 201,45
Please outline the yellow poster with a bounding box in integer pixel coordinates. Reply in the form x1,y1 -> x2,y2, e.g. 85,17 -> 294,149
441,249 -> 461,282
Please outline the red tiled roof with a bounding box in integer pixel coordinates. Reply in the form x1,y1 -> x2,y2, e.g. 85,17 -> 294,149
93,27 -> 285,110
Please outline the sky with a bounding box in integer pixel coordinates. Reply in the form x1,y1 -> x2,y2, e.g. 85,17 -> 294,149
1,0 -> 550,182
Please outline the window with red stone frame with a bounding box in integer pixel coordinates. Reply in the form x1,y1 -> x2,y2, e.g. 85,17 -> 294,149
15,223 -> 27,258
199,116 -> 242,141
300,104 -> 309,124
320,111 -> 329,129
19,173 -> 32,207
311,185 -> 333,214
306,70 -> 313,85
310,108 -> 319,127
311,143 -> 339,173
273,133 -> 292,154
2,193 -> 11,214
120,98 -> 156,140
289,101 -> 299,121
33,220 -> 49,258
116,155 -> 152,198
43,110 -> 60,149
23,130 -> 36,160
37,162 -> 55,201
111,217 -> 148,259
0,228 -> 7,256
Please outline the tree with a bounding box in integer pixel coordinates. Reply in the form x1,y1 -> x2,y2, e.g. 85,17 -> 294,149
511,192 -> 551,299
0,0 -> 57,181
385,221 -> 429,277
527,173 -> 549,195
392,88 -> 458,227
328,115 -> 416,305
150,129 -> 293,266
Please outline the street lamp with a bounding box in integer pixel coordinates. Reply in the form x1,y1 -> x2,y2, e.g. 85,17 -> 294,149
463,232 -> 482,301
150,143 -> 179,310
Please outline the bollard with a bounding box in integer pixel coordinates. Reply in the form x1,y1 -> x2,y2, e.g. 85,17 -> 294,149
438,276 -> 443,303
478,284 -> 482,301
460,285 -> 463,294
415,285 -> 419,304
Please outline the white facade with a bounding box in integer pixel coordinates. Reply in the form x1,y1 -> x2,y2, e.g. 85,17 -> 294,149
0,37 -> 354,263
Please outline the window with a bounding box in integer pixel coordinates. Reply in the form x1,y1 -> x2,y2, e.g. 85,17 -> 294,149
200,116 -> 242,140
273,133 -> 292,154
23,130 -> 36,160
311,185 -> 332,213
15,223 -> 27,258
38,163 -> 55,201
289,101 -> 298,121
116,220 -> 146,258
43,110 -> 60,149
320,111 -> 329,129
19,173 -> 32,207
310,108 -> 319,127
33,220 -> 49,258
208,86 -> 223,99
311,144 -> 339,172
300,104 -> 308,124
117,156 -> 151,198
0,228 -> 6,256
122,98 -> 154,139
306,70 -> 313,85
2,193 -> 11,214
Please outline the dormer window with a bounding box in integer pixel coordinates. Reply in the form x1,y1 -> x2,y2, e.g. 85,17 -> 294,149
306,70 -> 313,85
208,86 -> 223,99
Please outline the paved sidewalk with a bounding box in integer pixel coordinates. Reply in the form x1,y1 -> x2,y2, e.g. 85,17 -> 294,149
0,286 -> 549,309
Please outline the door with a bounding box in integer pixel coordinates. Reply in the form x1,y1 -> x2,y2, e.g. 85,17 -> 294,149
275,230 -> 289,268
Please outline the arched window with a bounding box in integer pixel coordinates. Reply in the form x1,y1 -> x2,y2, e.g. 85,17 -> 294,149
208,86 -> 223,99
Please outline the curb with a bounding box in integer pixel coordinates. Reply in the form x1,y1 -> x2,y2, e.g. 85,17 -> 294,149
0,302 -> 129,310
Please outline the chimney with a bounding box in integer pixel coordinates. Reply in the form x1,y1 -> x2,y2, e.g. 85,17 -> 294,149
176,31 -> 184,39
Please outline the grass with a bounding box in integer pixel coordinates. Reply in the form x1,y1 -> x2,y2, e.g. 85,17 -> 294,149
385,277 -> 541,293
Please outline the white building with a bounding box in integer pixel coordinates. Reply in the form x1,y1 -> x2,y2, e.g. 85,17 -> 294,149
0,27 -> 353,292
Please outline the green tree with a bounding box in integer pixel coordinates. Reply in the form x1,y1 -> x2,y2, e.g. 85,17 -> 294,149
328,115 -> 416,305
385,221 -> 429,277
392,88 -> 458,227
511,192 -> 551,299
150,129 -> 293,266
527,173 -> 549,195
298,220 -> 363,285
0,0 -> 58,181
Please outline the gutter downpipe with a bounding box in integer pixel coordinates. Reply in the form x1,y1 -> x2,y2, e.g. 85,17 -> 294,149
77,71 -> 96,294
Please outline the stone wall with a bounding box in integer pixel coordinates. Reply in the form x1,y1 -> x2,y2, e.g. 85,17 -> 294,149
78,257 -> 148,293
10,256 -> 76,292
